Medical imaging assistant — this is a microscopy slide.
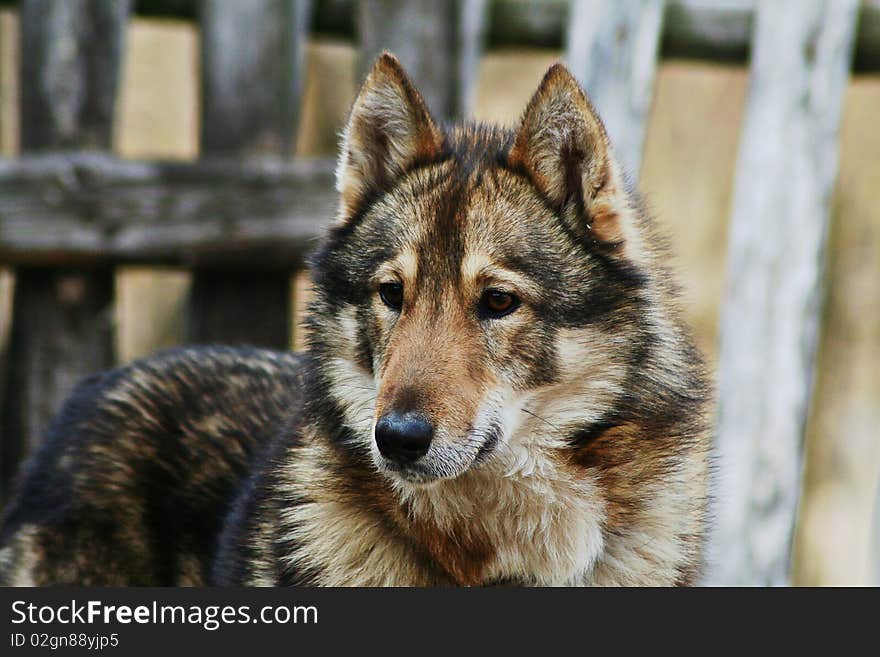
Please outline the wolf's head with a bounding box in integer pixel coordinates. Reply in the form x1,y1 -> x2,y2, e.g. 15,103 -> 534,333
306,53 -> 700,490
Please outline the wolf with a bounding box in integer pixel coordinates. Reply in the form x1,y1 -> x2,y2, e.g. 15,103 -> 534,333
0,53 -> 711,586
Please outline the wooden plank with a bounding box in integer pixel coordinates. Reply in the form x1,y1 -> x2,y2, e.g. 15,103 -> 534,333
2,1 -> 131,500
190,0 -> 311,349
873,481 -> 880,585
358,0 -> 457,119
661,0 -> 753,64
663,0 -> 877,72
200,0 -> 311,155
188,270 -> 290,348
708,0 -> 859,586
789,80 -> 880,586
357,0 -> 490,120
565,0 -> 665,178
456,0 -> 490,117
1,269 -> 114,497
19,0 -> 131,150
309,0 -> 880,72
0,154 -> 337,267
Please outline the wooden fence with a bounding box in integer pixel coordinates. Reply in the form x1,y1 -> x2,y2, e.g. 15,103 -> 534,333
0,0 -> 878,585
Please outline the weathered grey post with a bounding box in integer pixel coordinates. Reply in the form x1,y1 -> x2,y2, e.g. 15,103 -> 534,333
872,481 -> 880,586
1,0 -> 130,500
709,0 -> 859,585
456,0 -> 489,116
188,0 -> 311,348
565,0 -> 665,178
358,0 -> 488,120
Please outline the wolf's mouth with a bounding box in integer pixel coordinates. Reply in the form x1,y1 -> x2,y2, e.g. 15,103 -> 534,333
473,422 -> 502,464
379,460 -> 446,485
372,423 -> 503,485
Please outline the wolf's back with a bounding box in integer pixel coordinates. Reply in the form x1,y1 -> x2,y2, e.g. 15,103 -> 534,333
0,346 -> 305,585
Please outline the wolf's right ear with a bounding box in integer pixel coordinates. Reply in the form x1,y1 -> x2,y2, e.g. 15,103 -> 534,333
335,53 -> 444,222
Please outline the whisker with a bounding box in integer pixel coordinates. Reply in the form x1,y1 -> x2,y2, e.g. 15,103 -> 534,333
520,407 -> 561,431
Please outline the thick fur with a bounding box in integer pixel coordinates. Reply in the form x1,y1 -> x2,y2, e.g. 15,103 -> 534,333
0,347 -> 306,585
0,55 -> 711,586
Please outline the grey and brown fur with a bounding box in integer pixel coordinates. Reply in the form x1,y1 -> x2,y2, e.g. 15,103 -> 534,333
0,54 -> 711,586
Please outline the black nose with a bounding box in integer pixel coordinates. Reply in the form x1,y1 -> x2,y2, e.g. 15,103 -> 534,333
375,411 -> 433,464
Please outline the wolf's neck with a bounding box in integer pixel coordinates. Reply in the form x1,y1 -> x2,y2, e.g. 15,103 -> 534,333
393,447 -> 608,585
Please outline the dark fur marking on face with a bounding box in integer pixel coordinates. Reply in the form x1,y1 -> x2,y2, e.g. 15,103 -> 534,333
445,121 -> 515,177
331,148 -> 455,241
354,305 -> 377,376
495,242 -> 648,332
473,421 -> 502,464
302,358 -> 362,448
567,417 -> 624,449
503,321 -> 560,389
310,162 -> 460,316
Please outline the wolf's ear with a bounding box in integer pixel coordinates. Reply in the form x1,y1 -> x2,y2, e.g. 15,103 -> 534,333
335,52 -> 444,221
509,63 -> 627,247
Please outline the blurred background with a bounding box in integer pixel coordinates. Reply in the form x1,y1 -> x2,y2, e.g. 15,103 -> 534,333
0,0 -> 877,586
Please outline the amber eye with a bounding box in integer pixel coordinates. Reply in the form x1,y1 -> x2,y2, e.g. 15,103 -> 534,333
378,282 -> 404,310
479,289 -> 520,319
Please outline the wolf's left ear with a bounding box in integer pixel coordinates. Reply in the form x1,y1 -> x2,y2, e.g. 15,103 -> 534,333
509,63 -> 628,247
335,52 -> 444,221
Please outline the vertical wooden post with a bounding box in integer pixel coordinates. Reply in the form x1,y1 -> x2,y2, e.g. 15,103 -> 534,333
872,481 -> 880,586
358,0 -> 488,120
1,0 -> 130,500
188,0 -> 311,348
455,0 -> 489,117
709,0 -> 858,585
199,0 -> 310,156
565,0 -> 665,178
19,0 -> 130,150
